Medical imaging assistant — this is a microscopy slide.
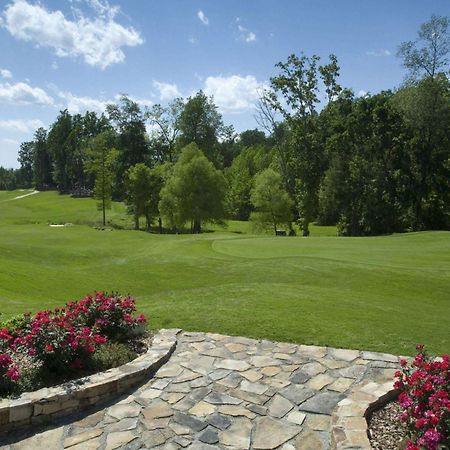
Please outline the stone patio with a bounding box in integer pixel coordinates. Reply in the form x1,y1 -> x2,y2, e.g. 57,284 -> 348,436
0,331 -> 400,449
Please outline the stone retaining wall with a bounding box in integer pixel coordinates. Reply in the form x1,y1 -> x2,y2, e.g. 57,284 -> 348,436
0,328 -> 180,433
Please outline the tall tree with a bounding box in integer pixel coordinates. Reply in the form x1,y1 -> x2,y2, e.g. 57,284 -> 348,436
107,95 -> 150,197
47,110 -> 73,193
86,132 -> 118,226
177,91 -> 224,165
159,144 -> 226,233
33,128 -> 53,190
124,163 -> 158,230
269,54 -> 337,235
398,15 -> 449,80
396,15 -> 450,229
146,99 -> 183,163
17,141 -> 34,188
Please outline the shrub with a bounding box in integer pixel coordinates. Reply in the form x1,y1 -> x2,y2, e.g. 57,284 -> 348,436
0,293 -> 147,394
394,345 -> 450,450
65,292 -> 147,340
0,314 -> 30,332
0,329 -> 20,394
25,310 -> 108,374
88,342 -> 137,371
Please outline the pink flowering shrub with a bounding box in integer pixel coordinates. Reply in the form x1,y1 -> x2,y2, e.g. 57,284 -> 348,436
0,293 -> 147,392
65,292 -> 147,340
394,345 -> 450,450
0,329 -> 20,394
25,309 -> 108,373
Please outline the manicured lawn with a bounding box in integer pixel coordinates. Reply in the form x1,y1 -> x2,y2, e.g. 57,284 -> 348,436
0,190 -> 449,355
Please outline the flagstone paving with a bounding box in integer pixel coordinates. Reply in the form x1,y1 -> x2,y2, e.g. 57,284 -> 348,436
0,331 -> 400,449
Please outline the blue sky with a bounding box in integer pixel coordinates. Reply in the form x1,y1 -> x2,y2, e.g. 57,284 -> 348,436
0,0 -> 448,168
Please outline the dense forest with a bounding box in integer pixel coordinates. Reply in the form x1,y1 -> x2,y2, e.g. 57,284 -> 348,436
1,16 -> 449,236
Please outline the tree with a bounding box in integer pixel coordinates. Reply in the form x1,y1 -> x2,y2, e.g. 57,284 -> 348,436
267,53 -> 341,235
107,95 -> 150,197
47,110 -> 73,193
150,163 -> 173,233
0,167 -> 17,190
33,127 -> 53,190
177,91 -> 224,164
124,163 -> 158,230
398,15 -> 449,80
225,145 -> 277,220
17,141 -> 34,187
250,169 -> 293,235
159,144 -> 226,233
239,129 -> 268,148
146,99 -> 183,163
86,132 -> 118,226
396,16 -> 450,230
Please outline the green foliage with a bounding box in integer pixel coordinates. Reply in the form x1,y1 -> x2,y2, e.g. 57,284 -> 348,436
268,53 -> 335,235
17,141 -> 34,188
159,144 -> 226,232
176,91 -> 225,165
398,15 -> 449,80
225,145 -> 277,220
33,127 -> 53,190
250,168 -> 293,234
0,314 -> 29,331
125,163 -> 158,230
107,95 -> 150,197
146,99 -> 184,163
86,131 -> 118,226
88,342 -> 137,371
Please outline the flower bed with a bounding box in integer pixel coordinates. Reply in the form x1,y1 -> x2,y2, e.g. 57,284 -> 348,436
0,293 -> 147,397
394,345 -> 450,450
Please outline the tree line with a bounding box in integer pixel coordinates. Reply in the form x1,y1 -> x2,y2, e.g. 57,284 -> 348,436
1,15 -> 449,236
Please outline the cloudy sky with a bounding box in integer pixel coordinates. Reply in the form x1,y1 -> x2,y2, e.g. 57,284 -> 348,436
0,0 -> 448,168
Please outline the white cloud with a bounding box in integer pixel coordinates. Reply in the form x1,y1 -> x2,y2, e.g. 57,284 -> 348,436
203,75 -> 265,113
357,90 -> 368,97
0,69 -> 12,79
58,91 -> 108,113
238,25 -> 256,43
51,61 -> 59,70
0,119 -> 45,133
2,0 -> 143,69
0,81 -> 54,105
197,10 -> 209,26
58,91 -> 153,114
188,35 -> 197,45
366,49 -> 391,57
152,80 -> 181,102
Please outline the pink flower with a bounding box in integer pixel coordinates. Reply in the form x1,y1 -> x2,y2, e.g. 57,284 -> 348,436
5,365 -> 20,382
0,353 -> 13,367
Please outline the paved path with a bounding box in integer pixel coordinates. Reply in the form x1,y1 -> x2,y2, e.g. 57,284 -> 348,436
0,332 -> 399,450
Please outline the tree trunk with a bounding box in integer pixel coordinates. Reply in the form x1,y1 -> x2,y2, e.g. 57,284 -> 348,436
193,219 -> 201,234
134,215 -> 139,230
158,217 -> 162,234
102,196 -> 106,226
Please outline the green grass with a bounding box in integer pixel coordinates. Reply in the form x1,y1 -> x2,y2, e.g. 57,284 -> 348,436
0,190 -> 449,356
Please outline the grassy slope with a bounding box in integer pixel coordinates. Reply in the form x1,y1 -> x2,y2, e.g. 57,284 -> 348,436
0,190 -> 449,355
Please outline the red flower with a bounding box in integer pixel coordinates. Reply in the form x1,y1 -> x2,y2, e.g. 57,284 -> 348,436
5,365 -> 20,382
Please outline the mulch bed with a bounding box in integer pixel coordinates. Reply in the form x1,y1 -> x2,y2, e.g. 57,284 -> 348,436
368,400 -> 408,450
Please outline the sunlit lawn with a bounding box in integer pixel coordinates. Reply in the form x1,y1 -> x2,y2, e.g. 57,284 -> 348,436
0,190 -> 449,355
